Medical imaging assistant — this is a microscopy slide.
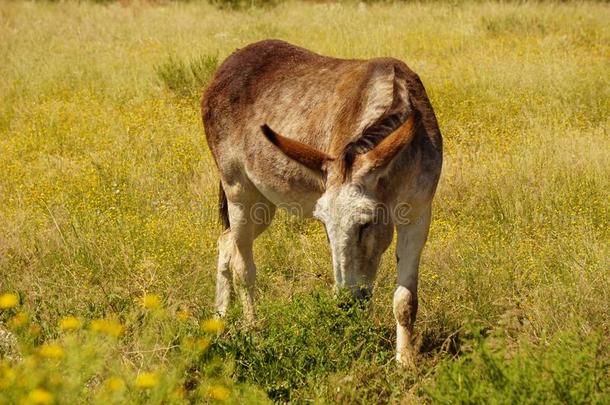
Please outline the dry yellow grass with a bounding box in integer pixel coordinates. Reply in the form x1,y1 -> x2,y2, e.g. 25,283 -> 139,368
0,1 -> 609,403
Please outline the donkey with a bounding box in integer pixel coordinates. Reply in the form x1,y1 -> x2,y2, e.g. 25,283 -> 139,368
202,40 -> 442,364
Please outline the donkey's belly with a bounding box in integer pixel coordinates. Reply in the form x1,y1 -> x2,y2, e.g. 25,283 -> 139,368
246,166 -> 322,218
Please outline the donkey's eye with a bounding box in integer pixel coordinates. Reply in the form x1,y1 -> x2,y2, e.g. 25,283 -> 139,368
358,222 -> 371,242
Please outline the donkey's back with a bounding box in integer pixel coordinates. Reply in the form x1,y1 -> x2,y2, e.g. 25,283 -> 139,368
202,40 -> 431,163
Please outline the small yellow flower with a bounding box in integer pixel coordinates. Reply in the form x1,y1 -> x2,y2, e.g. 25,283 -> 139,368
141,294 -> 161,310
29,324 -> 42,337
59,316 -> 82,331
105,377 -> 125,391
0,365 -> 16,389
182,336 -> 195,349
201,319 -> 224,334
135,372 -> 159,389
207,385 -> 230,401
39,344 -> 64,359
174,386 -> 186,399
176,309 -> 190,320
0,293 -> 18,309
9,312 -> 28,328
27,388 -> 54,404
174,386 -> 186,398
90,319 -> 123,337
196,337 -> 210,351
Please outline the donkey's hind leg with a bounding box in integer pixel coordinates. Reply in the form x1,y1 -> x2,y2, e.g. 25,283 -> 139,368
214,228 -> 233,317
214,191 -> 275,322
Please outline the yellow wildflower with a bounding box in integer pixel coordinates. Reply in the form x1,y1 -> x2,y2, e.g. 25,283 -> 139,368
105,377 -> 125,391
9,312 -> 28,328
196,337 -> 210,351
176,309 -> 190,320
141,294 -> 161,310
29,324 -> 42,337
90,319 -> 123,337
0,293 -> 18,309
0,365 -> 16,389
201,319 -> 224,334
27,388 -> 54,404
39,344 -> 64,359
182,336 -> 195,349
174,386 -> 186,399
207,385 -> 230,401
135,372 -> 159,389
59,316 -> 82,331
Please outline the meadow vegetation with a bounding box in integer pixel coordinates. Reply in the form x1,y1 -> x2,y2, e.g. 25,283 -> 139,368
1,1 -> 609,403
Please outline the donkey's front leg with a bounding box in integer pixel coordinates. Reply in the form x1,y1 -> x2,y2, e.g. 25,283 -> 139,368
394,205 -> 431,366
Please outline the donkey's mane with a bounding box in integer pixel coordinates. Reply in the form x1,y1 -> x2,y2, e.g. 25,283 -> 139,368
340,107 -> 411,181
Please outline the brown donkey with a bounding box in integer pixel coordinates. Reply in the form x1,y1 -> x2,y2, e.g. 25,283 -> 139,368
202,40 -> 442,365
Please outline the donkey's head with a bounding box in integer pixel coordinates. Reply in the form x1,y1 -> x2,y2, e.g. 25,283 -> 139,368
261,114 -> 416,299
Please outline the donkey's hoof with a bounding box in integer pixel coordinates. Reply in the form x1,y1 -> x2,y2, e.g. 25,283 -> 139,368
396,351 -> 416,369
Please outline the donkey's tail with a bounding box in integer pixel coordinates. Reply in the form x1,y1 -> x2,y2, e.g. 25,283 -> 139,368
218,181 -> 230,230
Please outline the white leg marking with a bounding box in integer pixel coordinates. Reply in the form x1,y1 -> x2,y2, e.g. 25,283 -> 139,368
394,205 -> 431,366
214,229 -> 233,317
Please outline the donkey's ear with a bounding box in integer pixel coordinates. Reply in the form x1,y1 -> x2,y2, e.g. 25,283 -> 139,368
261,124 -> 333,177
358,113 -> 417,175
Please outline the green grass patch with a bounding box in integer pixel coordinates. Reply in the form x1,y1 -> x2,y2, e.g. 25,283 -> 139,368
425,332 -> 610,404
155,54 -> 218,99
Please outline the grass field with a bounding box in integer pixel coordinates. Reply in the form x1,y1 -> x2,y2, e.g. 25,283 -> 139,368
1,1 -> 609,403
